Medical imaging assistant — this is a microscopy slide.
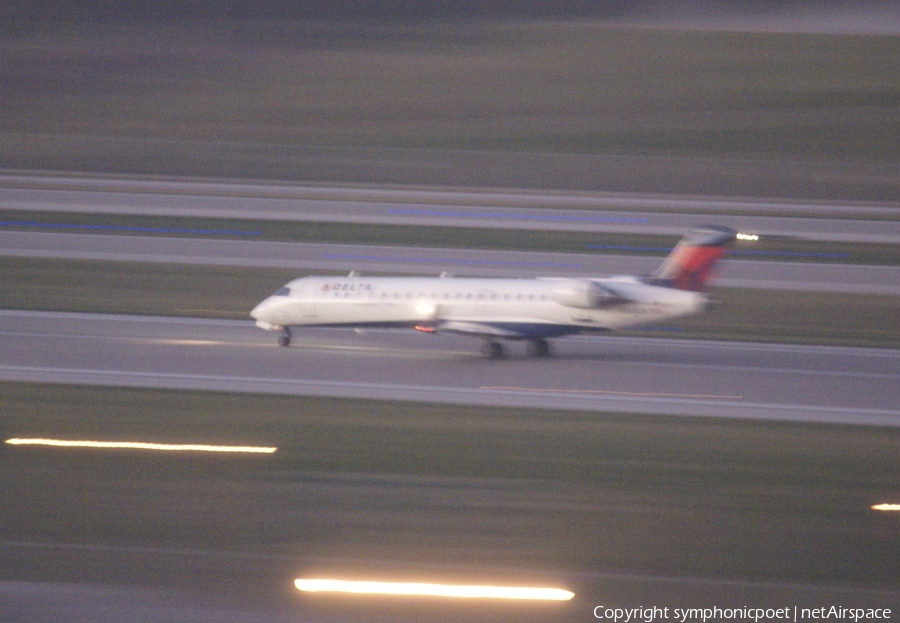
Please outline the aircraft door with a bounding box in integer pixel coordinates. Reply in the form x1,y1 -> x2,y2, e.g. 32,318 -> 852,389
295,281 -> 317,318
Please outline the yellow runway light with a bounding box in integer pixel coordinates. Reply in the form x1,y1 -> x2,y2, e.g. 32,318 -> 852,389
295,578 -> 574,601
5,438 -> 276,454
872,503 -> 900,511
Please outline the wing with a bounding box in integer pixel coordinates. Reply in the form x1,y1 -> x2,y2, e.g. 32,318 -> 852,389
436,320 -> 581,339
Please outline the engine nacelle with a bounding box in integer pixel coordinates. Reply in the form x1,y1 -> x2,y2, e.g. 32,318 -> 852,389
551,279 -> 623,309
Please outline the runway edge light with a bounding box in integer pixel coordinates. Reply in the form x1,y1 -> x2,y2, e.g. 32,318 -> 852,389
294,578 -> 575,601
5,438 -> 277,454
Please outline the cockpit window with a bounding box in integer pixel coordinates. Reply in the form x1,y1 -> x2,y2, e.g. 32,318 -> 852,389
274,287 -> 291,296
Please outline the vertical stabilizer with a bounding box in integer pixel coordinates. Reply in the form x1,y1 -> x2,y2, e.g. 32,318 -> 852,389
648,226 -> 736,291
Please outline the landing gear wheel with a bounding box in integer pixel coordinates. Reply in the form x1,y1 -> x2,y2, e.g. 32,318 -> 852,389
277,334 -> 291,347
480,340 -> 504,360
526,338 -> 550,358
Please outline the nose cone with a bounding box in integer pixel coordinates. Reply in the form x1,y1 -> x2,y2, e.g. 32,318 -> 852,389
251,297 -> 283,332
250,298 -> 272,321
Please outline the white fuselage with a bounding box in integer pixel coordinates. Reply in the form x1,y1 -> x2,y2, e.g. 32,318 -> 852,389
251,275 -> 707,339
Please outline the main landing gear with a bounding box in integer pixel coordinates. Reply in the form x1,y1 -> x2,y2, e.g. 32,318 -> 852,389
526,337 -> 550,358
479,338 -> 551,359
277,328 -> 291,347
480,340 -> 504,360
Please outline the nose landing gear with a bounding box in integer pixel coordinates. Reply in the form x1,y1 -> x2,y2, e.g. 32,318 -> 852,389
277,328 -> 292,347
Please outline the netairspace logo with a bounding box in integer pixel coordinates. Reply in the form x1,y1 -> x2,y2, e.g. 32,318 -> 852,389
593,606 -> 893,623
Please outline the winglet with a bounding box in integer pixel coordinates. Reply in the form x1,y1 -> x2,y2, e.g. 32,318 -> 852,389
648,226 -> 736,291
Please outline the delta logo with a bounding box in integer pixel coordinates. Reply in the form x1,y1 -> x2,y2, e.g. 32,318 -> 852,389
321,283 -> 374,292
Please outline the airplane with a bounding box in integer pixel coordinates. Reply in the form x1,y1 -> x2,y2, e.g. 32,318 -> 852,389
251,226 -> 736,359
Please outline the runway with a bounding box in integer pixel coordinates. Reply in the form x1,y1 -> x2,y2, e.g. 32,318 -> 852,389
3,230 -> 900,294
1,310 -> 897,426
8,173 -> 900,216
3,176 -> 899,620
3,175 -> 900,242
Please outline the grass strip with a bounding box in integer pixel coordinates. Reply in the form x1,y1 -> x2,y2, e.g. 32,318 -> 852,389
3,22 -> 900,163
1,257 -> 898,348
1,382 -> 897,586
623,288 -> 900,348
2,209 -> 898,265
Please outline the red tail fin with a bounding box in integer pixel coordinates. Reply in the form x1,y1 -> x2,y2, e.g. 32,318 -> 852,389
648,226 -> 736,291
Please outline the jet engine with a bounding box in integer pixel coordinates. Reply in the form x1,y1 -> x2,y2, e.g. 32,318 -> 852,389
551,279 -> 625,309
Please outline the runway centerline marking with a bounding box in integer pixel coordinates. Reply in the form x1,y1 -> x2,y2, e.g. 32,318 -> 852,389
481,386 -> 743,400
